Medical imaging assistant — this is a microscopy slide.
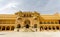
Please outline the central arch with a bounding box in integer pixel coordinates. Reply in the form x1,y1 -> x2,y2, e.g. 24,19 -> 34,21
24,20 -> 30,28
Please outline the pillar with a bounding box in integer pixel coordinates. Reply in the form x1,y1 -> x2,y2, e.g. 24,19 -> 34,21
10,26 -> 11,31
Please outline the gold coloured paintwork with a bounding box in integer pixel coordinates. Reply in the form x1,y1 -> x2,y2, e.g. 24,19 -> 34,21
0,11 -> 60,32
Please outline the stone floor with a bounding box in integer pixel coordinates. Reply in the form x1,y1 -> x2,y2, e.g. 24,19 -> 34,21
0,31 -> 60,37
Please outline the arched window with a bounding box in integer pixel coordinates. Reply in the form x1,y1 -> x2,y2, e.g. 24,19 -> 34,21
40,26 -> 43,31
6,26 -> 10,30
24,20 -> 30,24
44,22 -> 46,24
59,20 -> 60,24
34,24 -> 37,28
56,26 -> 59,30
47,22 -> 50,24
52,26 -> 55,30
44,26 -> 47,30
55,22 -> 58,24
49,26 -> 51,30
17,24 -> 21,28
40,22 -> 42,24
30,14 -> 32,17
25,24 -> 29,28
11,26 -> 15,30
34,18 -> 37,20
24,20 -> 30,28
24,14 -> 25,17
0,26 -> 1,30
2,26 -> 5,30
18,18 -> 22,20
51,22 -> 54,24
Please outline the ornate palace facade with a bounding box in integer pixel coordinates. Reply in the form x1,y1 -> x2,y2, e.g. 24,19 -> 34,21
0,11 -> 60,32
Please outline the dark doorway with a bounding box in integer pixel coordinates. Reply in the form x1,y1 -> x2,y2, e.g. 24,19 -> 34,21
2,26 -> 5,30
24,20 -> 30,28
6,26 -> 10,30
17,24 -> 21,28
49,26 -> 51,30
25,24 -> 29,28
52,26 -> 55,30
11,26 -> 15,30
24,20 -> 30,24
44,26 -> 47,30
34,24 -> 37,28
40,26 -> 43,31
59,20 -> 60,24
56,26 -> 59,30
0,26 -> 1,30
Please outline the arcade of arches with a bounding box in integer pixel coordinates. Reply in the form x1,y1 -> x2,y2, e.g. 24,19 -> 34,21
0,26 -> 15,31
0,11 -> 60,32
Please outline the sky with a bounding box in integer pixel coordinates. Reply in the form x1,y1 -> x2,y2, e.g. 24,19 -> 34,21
0,0 -> 60,14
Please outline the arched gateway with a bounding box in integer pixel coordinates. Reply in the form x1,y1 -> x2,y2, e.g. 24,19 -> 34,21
24,20 -> 30,28
14,11 -> 40,32
14,11 -> 60,32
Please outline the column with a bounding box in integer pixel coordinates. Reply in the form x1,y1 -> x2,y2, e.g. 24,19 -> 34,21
10,26 -> 11,31
5,26 -> 6,31
1,26 -> 2,31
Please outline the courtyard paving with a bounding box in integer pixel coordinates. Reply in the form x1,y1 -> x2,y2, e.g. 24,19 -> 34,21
0,31 -> 60,37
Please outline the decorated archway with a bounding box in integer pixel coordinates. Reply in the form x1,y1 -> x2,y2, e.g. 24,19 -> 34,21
24,20 -> 30,28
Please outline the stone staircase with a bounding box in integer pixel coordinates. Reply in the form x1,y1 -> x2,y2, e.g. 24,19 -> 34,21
24,28 -> 35,32
14,28 -> 37,32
